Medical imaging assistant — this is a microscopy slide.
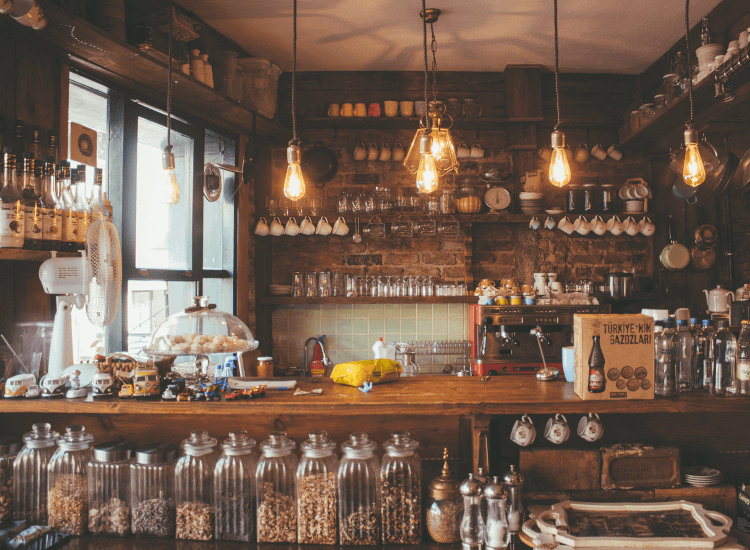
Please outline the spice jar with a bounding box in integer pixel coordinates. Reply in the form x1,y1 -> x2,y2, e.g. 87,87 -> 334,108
439,188 -> 456,214
426,449 -> 462,543
457,185 -> 482,214
484,477 -> 510,550
566,185 -> 583,214
0,437 -> 19,523
13,423 -> 58,524
381,431 -> 421,544
175,430 -> 218,540
600,184 -> 616,213
256,431 -> 297,543
582,184 -> 598,214
214,430 -> 257,542
460,474 -> 486,550
257,357 -> 273,378
130,442 -> 177,538
87,441 -> 136,536
48,425 -> 95,535
338,432 -> 381,545
296,430 -> 338,544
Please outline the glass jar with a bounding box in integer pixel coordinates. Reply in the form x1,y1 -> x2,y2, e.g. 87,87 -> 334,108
0,437 -> 19,523
381,431 -> 422,544
663,73 -> 681,103
130,442 -> 178,538
439,188 -> 456,214
639,103 -> 656,123
426,449 -> 462,544
629,110 -> 641,134
654,94 -> 667,114
297,430 -> 339,544
582,184 -> 598,214
601,184 -> 616,213
214,430 -> 257,542
87,440 -> 136,536
338,432 -> 381,545
256,431 -> 297,543
13,423 -> 58,524
565,185 -> 583,214
484,477 -> 509,550
460,474 -> 486,550
48,425 -> 95,535
175,430 -> 218,540
457,185 -> 482,214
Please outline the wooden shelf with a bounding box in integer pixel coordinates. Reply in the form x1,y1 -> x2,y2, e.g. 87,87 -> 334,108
265,213 -> 653,224
36,1 -> 290,141
300,116 -> 541,130
0,249 -> 80,261
259,296 -> 476,305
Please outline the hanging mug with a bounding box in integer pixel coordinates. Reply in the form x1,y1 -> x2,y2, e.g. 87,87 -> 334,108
269,217 -> 285,236
457,143 -> 471,158
299,216 -> 315,235
379,143 -> 391,161
353,142 -> 367,161
367,142 -> 379,161
392,142 -> 405,162
470,144 -> 484,158
254,217 -> 270,236
574,143 -> 589,163
284,217 -> 300,236
316,216 -> 332,235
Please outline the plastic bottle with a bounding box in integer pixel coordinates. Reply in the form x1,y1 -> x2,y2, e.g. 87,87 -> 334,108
711,319 -> 736,396
655,319 -> 677,397
373,337 -> 387,359
675,319 -> 694,392
693,320 -> 712,391
737,320 -> 750,396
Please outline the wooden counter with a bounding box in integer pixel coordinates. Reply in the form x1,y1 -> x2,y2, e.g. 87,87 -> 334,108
60,538 -> 465,550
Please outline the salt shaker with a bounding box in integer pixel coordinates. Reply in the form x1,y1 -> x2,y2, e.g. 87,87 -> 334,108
503,465 -> 524,533
459,474 -> 485,550
484,477 -> 510,550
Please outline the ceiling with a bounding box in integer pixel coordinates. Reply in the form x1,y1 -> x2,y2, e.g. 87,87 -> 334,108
175,0 -> 723,74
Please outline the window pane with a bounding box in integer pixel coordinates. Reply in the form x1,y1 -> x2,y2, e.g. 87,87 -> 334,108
69,75 -> 109,197
135,117 -> 193,270
203,278 -> 233,313
203,132 -> 235,271
126,280 -> 196,354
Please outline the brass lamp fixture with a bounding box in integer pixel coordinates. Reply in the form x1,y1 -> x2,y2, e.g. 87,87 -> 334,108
682,0 -> 706,187
283,0 -> 306,200
161,3 -> 180,206
548,0 -> 571,187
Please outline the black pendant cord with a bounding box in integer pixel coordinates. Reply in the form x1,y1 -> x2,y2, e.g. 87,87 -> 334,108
430,21 -> 438,103
685,0 -> 694,128
289,0 -> 299,147
553,0 -> 561,132
166,1 -> 173,149
422,0 -> 428,110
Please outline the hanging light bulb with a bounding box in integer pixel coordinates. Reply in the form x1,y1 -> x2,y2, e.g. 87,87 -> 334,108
548,130 -> 571,187
283,144 -> 306,200
416,133 -> 438,194
682,128 -> 705,187
161,145 -> 180,206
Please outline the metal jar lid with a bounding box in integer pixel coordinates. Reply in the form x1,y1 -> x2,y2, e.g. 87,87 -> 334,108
94,440 -> 136,462
474,467 -> 490,488
135,442 -> 178,464
428,448 -> 461,500
484,476 -> 508,499
0,436 -> 19,456
503,464 -> 524,488
460,473 -> 483,497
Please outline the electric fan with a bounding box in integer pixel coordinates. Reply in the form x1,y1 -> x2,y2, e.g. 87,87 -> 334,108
39,218 -> 122,378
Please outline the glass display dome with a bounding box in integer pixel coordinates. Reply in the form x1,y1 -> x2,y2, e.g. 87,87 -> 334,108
144,296 -> 259,357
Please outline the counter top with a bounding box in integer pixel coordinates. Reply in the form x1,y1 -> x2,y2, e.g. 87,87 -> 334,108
2,377 -> 748,416
60,538 -> 463,550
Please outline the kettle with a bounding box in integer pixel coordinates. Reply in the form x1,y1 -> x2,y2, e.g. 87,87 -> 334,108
704,285 -> 734,313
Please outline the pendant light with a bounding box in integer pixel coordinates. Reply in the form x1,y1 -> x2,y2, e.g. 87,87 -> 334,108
548,0 -> 571,188
161,3 -> 180,206
682,0 -> 705,187
283,0 -> 306,200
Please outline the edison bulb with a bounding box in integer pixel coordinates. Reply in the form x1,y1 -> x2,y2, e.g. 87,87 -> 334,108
416,154 -> 438,194
548,147 -> 572,187
683,143 -> 706,187
283,144 -> 306,200
431,129 -> 447,160
161,146 -> 179,206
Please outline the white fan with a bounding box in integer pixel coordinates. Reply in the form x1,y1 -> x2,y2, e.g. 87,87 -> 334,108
39,218 -> 122,378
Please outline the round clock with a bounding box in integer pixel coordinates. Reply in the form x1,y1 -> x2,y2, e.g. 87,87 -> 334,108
484,186 -> 511,212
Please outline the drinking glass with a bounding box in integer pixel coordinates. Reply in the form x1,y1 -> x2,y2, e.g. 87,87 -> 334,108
378,276 -> 386,297
294,198 -> 306,217
409,276 -> 419,297
364,194 -> 376,213
308,196 -> 321,216
392,276 -> 402,297
346,275 -> 358,297
305,272 -> 318,297
266,196 -> 278,216
369,276 -> 379,297
426,276 -> 434,297
357,276 -> 367,297
400,277 -> 408,297
337,192 -> 349,213
463,98 -> 483,119
292,271 -> 304,297
319,271 -> 331,297
332,272 -> 345,297
385,276 -> 393,297
350,194 -> 363,214
421,276 -> 431,297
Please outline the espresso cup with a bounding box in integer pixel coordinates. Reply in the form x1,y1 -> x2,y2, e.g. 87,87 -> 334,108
592,215 -> 607,235
558,216 -> 574,234
353,142 -> 367,161
299,216 -> 315,235
354,103 -> 367,117
607,215 -> 624,235
332,216 -> 349,236
607,145 -> 623,161
624,216 -> 639,236
400,101 -> 414,117
544,413 -> 570,445
619,186 -> 631,200
341,103 -> 354,117
284,216 -> 300,236
384,101 -> 399,118
316,216 -> 332,235
254,217 -> 270,236
632,184 -> 649,199
591,144 -> 607,160
577,413 -> 604,442
269,216 -> 285,236
574,216 -> 590,235
641,216 -> 656,236
379,143 -> 391,162
510,414 -> 536,446
544,216 -> 556,230
327,103 -> 340,117
470,144 -> 484,158
457,143 -> 471,158
529,217 -> 541,231
574,143 -> 589,163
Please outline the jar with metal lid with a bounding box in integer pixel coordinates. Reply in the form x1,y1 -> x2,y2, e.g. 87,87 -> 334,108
175,430 -> 218,540
639,103 -> 656,123
566,185 -> 583,214
381,431 -> 422,544
130,442 -> 177,538
582,184 -> 598,214
460,473 -> 485,550
439,188 -> 456,214
484,477 -> 509,550
457,185 -> 482,214
48,425 -> 95,535
338,432 -> 381,545
297,430 -> 338,544
629,110 -> 641,134
87,440 -> 136,536
426,449 -> 462,544
654,94 -> 667,113
256,431 -> 297,543
0,437 -> 19,523
600,184 -> 616,213
214,430 -> 257,542
257,356 -> 274,378
503,465 -> 524,533
13,423 -> 58,524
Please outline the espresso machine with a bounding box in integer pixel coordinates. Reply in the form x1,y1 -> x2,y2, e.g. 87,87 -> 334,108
468,304 -> 610,375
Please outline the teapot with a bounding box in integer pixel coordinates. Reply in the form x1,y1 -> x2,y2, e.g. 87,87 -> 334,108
704,285 -> 734,313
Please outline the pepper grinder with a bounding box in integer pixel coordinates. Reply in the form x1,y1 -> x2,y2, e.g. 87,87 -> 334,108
460,473 -> 486,550
474,467 -> 490,520
503,465 -> 524,533
484,477 -> 510,550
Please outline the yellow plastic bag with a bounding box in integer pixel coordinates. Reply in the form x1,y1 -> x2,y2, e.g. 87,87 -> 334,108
330,359 -> 403,387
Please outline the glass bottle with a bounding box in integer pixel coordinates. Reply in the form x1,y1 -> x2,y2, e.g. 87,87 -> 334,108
712,320 -> 737,396
256,431 -> 297,543
338,432 -> 381,545
565,184 -> 583,214
175,430 -> 218,540
582,184 -> 598,214
13,120 -> 25,159
214,430 -> 257,542
90,168 -> 109,223
600,184 -> 616,213
693,320 -> 711,391
0,436 -> 19,523
30,127 -> 42,162
737,320 -> 750,396
484,477 -> 510,550
0,150 -> 24,248
48,132 -> 59,164
439,188 -> 456,214
297,430 -> 338,545
587,335 -> 606,393
459,474 -> 485,550
60,163 -> 78,253
655,319 -> 677,397
130,442 -> 177,538
47,425 -> 95,535
13,423 -> 58,524
87,440 -> 136,536
426,449 -> 462,544
675,319 -> 694,392
502,465 -> 524,534
381,431 -> 422,544
40,158 -> 61,251
74,165 -> 90,248
21,157 -> 42,250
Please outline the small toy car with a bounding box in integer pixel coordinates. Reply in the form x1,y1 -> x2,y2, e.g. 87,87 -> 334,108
225,390 -> 243,401
162,384 -> 180,401
187,384 -> 206,401
41,375 -> 66,398
133,368 -> 161,398
177,388 -> 193,402
161,372 -> 186,392
201,383 -> 222,401
92,373 -> 115,397
5,373 -> 36,398
119,384 -> 134,398
251,385 -> 267,398
25,384 -> 41,398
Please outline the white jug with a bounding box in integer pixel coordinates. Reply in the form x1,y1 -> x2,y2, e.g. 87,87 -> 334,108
704,285 -> 734,313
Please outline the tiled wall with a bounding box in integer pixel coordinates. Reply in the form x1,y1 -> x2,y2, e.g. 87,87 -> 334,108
272,303 -> 469,373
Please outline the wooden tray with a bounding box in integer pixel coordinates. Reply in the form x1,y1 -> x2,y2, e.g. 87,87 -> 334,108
534,500 -> 732,548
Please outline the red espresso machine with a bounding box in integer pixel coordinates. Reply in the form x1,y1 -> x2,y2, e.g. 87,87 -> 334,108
468,304 -> 610,375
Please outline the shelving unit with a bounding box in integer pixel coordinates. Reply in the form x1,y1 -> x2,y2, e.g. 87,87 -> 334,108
0,249 -> 80,261
259,296 -> 476,305
264,212 -> 653,224
301,116 -> 544,130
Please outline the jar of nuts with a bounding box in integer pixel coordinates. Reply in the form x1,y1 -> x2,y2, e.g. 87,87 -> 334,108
338,432 -> 381,545
425,449 -> 462,544
0,436 -> 19,524
297,431 -> 339,544
214,431 -> 257,542
48,425 -> 95,535
256,432 -> 298,543
175,430 -> 218,541
13,423 -> 59,525
130,442 -> 178,538
456,185 -> 482,214
87,440 -> 136,537
381,431 -> 422,544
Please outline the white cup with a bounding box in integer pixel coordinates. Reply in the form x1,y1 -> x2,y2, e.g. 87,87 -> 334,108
624,216 -> 639,236
547,273 -> 558,282
544,216 -> 556,230
577,413 -> 604,442
316,216 -> 332,235
558,216 -> 574,234
510,414 -> 536,447
544,413 -> 570,445
529,217 -> 541,231
633,184 -> 649,199
549,281 -> 563,293
353,142 -> 367,161
470,144 -> 484,158
619,186 -> 630,200
640,216 -> 655,236
254,217 -> 269,236
591,144 -> 607,160
592,215 -> 607,236
607,145 -> 623,161
456,143 -> 471,158
284,216 -> 300,236
299,216 -> 315,235
399,101 -> 414,117
574,216 -> 590,235
384,101 -> 399,117
332,216 -> 349,236
269,216 -> 285,236
607,215 -> 625,235
379,143 -> 391,162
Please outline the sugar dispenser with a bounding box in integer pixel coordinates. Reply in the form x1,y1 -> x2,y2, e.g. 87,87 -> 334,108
459,473 -> 485,550
503,465 -> 524,533
484,477 -> 510,550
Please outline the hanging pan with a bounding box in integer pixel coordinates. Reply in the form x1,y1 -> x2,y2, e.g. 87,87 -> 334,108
301,141 -> 338,187
660,215 -> 690,271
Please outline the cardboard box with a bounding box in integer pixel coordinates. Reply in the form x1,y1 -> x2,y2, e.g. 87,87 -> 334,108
574,314 -> 654,400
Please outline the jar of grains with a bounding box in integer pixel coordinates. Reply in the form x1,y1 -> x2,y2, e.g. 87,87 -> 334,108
296,430 -> 339,544
13,423 -> 59,524
47,425 -> 94,535
381,431 -> 422,544
175,430 -> 218,540
130,442 -> 177,538
456,185 -> 482,214
256,432 -> 298,543
425,449 -> 462,544
338,432 -> 381,545
0,436 -> 19,523
214,430 -> 257,542
87,441 -> 136,536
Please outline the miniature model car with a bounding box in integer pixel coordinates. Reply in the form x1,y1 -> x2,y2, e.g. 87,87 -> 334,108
133,368 -> 160,398
92,373 -> 115,397
225,390 -> 243,401
251,385 -> 267,398
177,388 -> 193,402
5,373 -> 36,398
119,384 -> 134,398
25,384 -> 41,398
40,372 -> 73,398
162,384 -> 180,401
161,372 -> 186,392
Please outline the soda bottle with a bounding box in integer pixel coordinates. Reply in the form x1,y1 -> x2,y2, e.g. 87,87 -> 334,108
587,335 -> 605,393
